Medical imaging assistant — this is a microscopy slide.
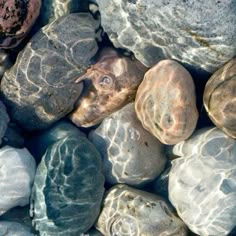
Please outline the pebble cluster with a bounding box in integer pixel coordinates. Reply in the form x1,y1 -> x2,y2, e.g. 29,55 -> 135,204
0,1 -> 235,236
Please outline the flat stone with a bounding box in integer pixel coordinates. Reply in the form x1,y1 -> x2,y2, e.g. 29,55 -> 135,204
169,127 -> 236,236
135,59 -> 198,144
0,146 -> 36,216
95,184 -> 187,236
204,58 -> 236,138
0,0 -> 41,48
97,0 -> 236,72
70,47 -> 147,127
89,102 -> 167,186
1,13 -> 101,130
31,135 -> 105,236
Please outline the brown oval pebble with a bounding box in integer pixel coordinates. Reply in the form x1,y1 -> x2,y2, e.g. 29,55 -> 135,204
204,58 -> 236,138
135,59 -> 198,145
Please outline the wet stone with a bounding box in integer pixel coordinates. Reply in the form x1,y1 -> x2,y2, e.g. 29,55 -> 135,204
135,59 -> 198,145
204,58 -> 236,138
0,100 -> 10,146
0,221 -> 34,236
0,0 -> 41,48
95,184 -> 188,236
89,102 -> 167,186
97,0 -> 236,73
30,135 -> 105,236
0,13 -> 102,131
0,146 -> 36,216
70,47 -> 147,128
169,127 -> 236,236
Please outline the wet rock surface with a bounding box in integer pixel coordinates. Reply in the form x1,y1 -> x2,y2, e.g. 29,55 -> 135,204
0,101 -> 9,146
1,13 -> 101,131
204,58 -> 236,138
169,127 -> 236,236
96,184 -> 188,236
89,102 -> 167,186
70,47 -> 147,127
0,0 -> 41,48
31,135 -> 105,236
135,59 -> 198,144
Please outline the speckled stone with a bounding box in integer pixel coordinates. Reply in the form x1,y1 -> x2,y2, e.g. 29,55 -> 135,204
0,221 -> 34,236
70,47 -> 147,127
97,0 -> 236,73
204,58 -> 236,138
95,184 -> 187,236
1,13 -> 102,130
135,59 -> 198,145
169,127 -> 236,236
30,135 -> 105,236
0,0 -> 41,48
0,100 -> 9,146
89,102 -> 167,186
39,0 -> 91,26
0,146 -> 36,216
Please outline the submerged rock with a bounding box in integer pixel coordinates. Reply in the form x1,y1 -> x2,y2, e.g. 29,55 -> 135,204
0,50 -> 13,79
135,59 -> 198,145
1,13 -> 102,130
96,184 -> 187,236
0,101 -> 10,146
204,58 -> 236,138
70,48 -> 147,127
97,0 -> 236,72
39,0 -> 91,26
0,221 -> 34,236
169,127 -> 236,236
0,146 -> 36,216
89,102 -> 167,186
0,0 -> 41,48
31,135 -> 105,236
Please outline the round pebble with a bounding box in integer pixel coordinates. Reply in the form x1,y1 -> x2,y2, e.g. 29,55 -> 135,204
135,59 -> 198,145
169,127 -> 236,236
31,135 -> 105,235
204,58 -> 236,138
0,146 -> 36,216
89,102 -> 167,186
95,184 -> 187,236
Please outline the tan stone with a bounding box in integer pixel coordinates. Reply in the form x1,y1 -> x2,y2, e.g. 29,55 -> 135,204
135,59 -> 198,144
204,58 -> 236,138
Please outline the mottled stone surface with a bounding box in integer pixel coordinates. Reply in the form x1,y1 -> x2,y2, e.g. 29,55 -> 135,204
0,50 -> 12,79
89,103 -> 167,186
70,48 -> 147,127
97,0 -> 236,72
1,13 -> 101,130
169,127 -> 236,236
0,0 -> 41,48
26,119 -> 85,162
0,221 -> 34,236
0,146 -> 36,216
204,58 -> 236,138
96,184 -> 187,236
135,59 -> 198,145
31,135 -> 105,236
0,100 -> 9,145
39,0 -> 91,26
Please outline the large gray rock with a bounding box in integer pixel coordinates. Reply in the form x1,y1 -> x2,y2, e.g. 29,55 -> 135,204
1,13 -> 101,130
0,221 -> 34,236
169,127 -> 236,236
97,0 -> 236,72
31,135 -> 105,236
